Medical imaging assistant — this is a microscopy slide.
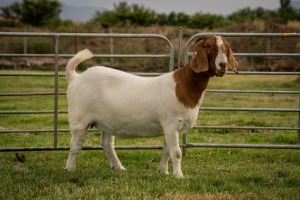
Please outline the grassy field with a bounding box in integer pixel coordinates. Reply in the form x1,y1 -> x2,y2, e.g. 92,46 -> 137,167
0,70 -> 300,199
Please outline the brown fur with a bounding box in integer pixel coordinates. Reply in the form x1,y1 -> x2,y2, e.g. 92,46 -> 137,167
173,65 -> 210,108
223,39 -> 239,72
173,35 -> 238,108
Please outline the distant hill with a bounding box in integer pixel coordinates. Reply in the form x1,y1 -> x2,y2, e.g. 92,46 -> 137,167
0,0 -> 104,22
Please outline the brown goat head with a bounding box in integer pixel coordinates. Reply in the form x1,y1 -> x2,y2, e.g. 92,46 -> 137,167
189,35 -> 238,77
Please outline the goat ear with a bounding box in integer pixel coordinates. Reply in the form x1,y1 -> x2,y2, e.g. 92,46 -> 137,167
189,41 -> 208,73
228,48 -> 239,73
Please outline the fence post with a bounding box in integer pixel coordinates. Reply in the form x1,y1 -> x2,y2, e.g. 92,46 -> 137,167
110,28 -> 114,65
23,27 -> 27,55
54,35 -> 59,149
298,95 -> 300,144
23,36 -> 27,54
177,26 -> 182,69
178,27 -> 188,156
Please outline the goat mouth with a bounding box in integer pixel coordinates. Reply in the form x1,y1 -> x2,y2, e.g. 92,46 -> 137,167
216,70 -> 226,77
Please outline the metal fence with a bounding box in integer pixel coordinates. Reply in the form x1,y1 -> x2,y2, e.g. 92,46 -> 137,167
0,32 -> 300,153
182,32 -> 300,154
0,32 -> 173,152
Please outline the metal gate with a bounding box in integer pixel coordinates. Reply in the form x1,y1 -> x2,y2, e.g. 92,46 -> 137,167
182,32 -> 300,154
0,32 -> 173,151
0,31 -> 300,153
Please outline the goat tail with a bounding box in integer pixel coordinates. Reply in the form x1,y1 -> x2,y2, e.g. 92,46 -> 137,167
66,48 -> 94,82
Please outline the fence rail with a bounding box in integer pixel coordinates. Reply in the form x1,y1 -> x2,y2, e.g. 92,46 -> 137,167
0,31 -> 300,153
0,32 -> 174,152
182,32 -> 300,155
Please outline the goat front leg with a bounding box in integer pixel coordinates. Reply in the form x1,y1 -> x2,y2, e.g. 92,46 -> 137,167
163,128 -> 183,178
158,140 -> 170,175
101,132 -> 125,170
65,128 -> 87,172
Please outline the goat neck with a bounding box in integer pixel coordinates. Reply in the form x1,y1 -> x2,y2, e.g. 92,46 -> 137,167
173,64 -> 210,109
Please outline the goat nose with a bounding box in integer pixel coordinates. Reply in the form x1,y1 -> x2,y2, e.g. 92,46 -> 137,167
219,62 -> 227,70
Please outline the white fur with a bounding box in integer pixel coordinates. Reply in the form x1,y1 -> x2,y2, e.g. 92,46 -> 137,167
65,49 -> 93,82
215,36 -> 228,71
65,49 -> 201,178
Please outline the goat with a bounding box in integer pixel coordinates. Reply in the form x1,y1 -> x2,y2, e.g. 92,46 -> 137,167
64,35 -> 238,178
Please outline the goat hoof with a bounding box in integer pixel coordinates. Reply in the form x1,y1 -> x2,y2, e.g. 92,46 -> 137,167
157,168 -> 169,175
174,173 -> 184,178
64,166 -> 76,172
112,166 -> 126,171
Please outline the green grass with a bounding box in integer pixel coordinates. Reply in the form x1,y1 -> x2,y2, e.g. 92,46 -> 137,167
0,70 -> 300,199
1,149 -> 300,199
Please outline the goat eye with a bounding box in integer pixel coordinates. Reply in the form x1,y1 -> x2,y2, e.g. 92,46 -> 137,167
204,45 -> 210,49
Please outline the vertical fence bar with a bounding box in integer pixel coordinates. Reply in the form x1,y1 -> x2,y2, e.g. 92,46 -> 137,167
23,36 -> 27,54
182,133 -> 188,156
177,26 -> 182,69
177,27 -> 188,156
109,28 -> 114,64
179,28 -> 188,155
54,35 -> 59,149
298,95 -> 300,144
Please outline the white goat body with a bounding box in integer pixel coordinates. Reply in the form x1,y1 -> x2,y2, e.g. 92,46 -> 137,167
65,35 -> 238,178
67,57 -> 197,138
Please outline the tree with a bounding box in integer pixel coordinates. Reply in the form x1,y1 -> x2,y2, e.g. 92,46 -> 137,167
189,12 -> 226,29
227,3 -> 300,24
127,4 -> 156,26
0,2 -> 22,21
176,12 -> 190,26
167,12 -> 177,26
92,10 -> 117,28
155,13 -> 168,25
0,0 -> 61,26
92,2 -> 157,27
228,7 -> 271,23
91,1 -> 230,29
278,0 -> 300,23
280,0 -> 291,8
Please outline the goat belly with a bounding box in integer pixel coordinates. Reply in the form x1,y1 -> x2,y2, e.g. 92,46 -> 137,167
94,112 -> 197,138
96,119 -> 164,138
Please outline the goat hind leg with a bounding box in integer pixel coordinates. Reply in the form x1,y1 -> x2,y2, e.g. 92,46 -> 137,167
65,128 -> 87,172
101,132 -> 125,170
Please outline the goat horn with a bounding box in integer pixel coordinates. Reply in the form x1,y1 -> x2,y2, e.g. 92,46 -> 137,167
194,35 -> 215,44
